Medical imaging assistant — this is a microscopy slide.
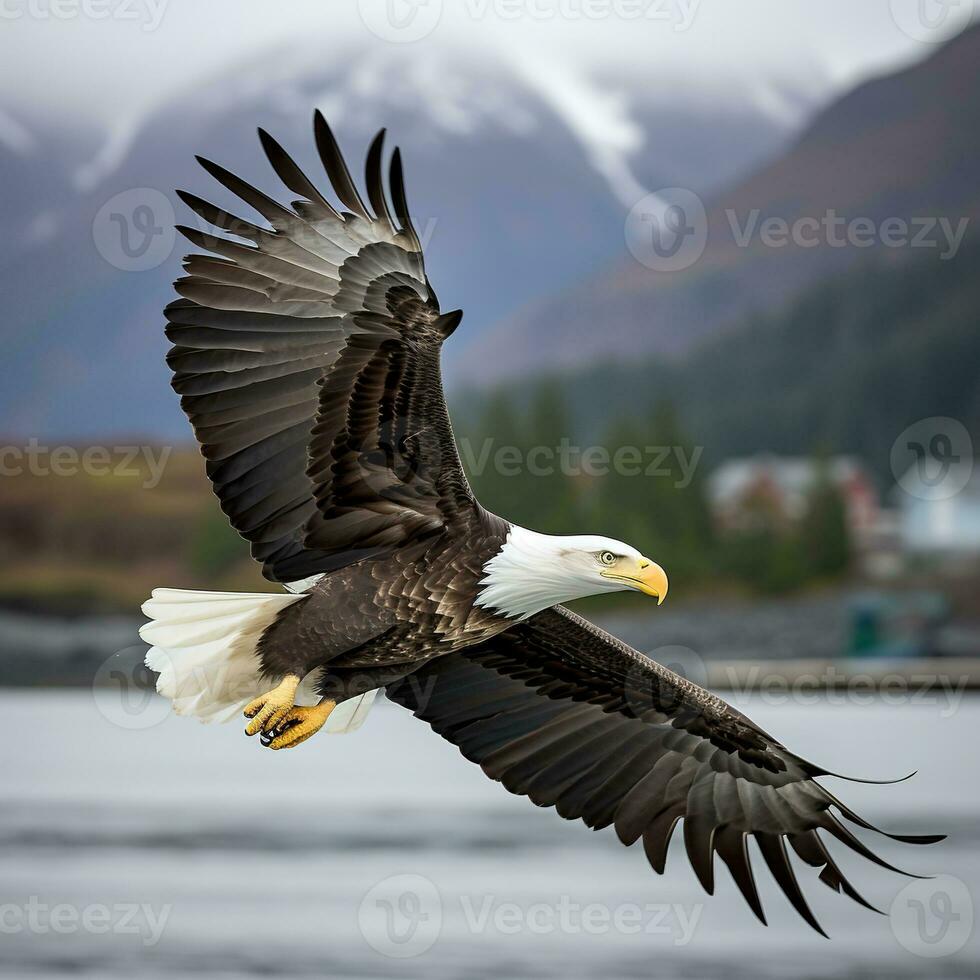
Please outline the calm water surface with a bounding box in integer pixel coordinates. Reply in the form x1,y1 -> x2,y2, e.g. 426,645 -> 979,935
2,689 -> 977,979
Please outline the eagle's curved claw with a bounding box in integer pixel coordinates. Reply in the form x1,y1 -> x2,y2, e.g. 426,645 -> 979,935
263,701 -> 336,751
243,675 -> 300,736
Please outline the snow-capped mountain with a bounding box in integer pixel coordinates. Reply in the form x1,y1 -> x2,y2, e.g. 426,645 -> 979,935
459,26 -> 980,382
0,43 -> 802,438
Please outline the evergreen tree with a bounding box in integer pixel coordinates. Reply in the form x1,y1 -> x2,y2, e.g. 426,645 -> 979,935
463,388 -> 527,524
521,379 -> 580,532
801,455 -> 852,579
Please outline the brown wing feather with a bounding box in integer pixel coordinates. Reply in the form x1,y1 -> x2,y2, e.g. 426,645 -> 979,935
386,605 -> 943,934
164,116 -> 474,581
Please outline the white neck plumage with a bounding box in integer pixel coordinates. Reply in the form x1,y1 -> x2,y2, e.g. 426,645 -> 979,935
474,525 -> 639,621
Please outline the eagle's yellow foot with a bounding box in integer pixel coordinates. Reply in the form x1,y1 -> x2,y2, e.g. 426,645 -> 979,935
261,700 -> 336,751
243,675 -> 301,736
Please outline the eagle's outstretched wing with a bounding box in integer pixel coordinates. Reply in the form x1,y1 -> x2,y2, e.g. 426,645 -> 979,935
166,113 -> 474,583
386,604 -> 942,934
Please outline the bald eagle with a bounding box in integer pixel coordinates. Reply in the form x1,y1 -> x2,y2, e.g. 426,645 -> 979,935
141,113 -> 940,934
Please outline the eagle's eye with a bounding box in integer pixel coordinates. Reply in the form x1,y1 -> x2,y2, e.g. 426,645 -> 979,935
598,551 -> 617,566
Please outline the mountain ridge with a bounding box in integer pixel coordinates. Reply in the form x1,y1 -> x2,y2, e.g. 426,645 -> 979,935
457,26 -> 980,383
0,43 -> 795,437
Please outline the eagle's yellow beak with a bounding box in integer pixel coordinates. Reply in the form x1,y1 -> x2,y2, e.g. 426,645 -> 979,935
601,558 -> 668,604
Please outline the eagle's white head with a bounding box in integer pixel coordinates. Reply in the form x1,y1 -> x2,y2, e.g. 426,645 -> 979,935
475,525 -> 668,621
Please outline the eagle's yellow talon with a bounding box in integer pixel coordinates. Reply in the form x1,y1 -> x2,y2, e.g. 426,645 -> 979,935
243,675 -> 300,736
266,700 -> 336,750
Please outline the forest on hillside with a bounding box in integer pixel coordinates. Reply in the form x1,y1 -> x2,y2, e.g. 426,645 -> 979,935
458,239 -> 980,489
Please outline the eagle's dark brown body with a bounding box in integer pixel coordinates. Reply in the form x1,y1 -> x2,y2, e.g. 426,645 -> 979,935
257,509 -> 512,701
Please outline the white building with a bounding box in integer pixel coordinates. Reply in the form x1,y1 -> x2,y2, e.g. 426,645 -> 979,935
708,454 -> 878,541
896,461 -> 980,555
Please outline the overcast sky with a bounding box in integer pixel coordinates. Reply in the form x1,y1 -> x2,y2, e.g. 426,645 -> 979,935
2,0 -> 975,130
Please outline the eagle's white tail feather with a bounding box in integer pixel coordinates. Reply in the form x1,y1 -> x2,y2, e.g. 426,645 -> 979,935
141,589 -> 307,723
324,689 -> 379,734
140,588 -> 379,733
